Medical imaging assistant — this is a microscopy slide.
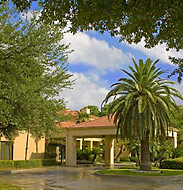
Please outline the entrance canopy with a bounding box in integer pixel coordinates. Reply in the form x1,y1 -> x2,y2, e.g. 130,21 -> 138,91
61,116 -> 117,138
60,116 -> 117,166
57,116 -> 178,166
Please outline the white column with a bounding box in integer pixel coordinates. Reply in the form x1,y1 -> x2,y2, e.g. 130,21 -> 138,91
66,135 -> 77,166
79,139 -> 83,150
56,146 -> 60,161
105,135 -> 114,166
90,140 -> 93,149
174,132 -> 177,148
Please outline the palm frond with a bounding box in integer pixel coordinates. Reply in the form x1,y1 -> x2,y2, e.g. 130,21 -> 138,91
103,58 -> 183,142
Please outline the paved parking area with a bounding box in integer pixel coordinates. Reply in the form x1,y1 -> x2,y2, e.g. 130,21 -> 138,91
1,166 -> 183,190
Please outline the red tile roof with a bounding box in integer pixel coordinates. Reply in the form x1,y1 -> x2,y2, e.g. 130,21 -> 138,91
56,121 -> 76,128
60,116 -> 179,133
168,126 -> 179,132
64,109 -> 80,117
63,116 -> 115,129
89,115 -> 99,120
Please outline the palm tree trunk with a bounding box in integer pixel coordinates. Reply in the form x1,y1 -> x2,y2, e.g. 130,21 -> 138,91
140,132 -> 151,171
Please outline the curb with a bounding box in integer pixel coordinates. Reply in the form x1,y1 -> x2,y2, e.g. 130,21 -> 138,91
0,168 -> 43,174
0,171 -> 12,175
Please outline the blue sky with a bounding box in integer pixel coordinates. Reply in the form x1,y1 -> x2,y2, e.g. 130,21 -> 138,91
59,29 -> 183,110
25,4 -> 183,110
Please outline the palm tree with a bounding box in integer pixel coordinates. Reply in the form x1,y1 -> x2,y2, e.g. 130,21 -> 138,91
103,58 -> 182,171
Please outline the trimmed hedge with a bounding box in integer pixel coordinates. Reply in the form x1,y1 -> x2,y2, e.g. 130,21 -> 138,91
42,159 -> 57,166
0,159 -> 57,169
161,157 -> 183,169
0,160 -> 14,168
14,160 -> 42,168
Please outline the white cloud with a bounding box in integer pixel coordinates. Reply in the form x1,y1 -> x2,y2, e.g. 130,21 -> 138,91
62,32 -> 131,72
124,39 -> 183,64
60,71 -> 183,110
171,83 -> 183,105
59,72 -> 109,110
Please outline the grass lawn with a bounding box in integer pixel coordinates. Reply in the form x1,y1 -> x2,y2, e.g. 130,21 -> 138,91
98,168 -> 183,176
0,183 -> 21,190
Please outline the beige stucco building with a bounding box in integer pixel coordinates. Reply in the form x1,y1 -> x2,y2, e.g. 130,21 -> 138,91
0,132 -> 45,160
56,116 -> 179,166
0,112 -> 179,164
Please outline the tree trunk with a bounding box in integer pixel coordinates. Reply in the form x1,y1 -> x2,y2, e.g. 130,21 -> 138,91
35,137 -> 39,153
140,132 -> 151,171
92,153 -> 97,163
82,138 -> 85,160
25,131 -> 29,160
136,150 -> 140,166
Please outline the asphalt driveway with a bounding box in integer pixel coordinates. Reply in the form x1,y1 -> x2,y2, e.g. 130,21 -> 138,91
1,166 -> 183,190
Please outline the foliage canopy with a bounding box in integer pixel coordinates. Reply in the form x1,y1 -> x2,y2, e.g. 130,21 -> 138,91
7,0 -> 183,81
0,3 -> 73,138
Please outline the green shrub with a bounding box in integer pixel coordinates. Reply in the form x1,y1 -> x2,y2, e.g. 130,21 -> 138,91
0,159 -> 57,169
14,160 -> 42,168
120,157 -> 130,162
161,157 -> 183,169
172,147 -> 183,158
42,159 -> 57,166
77,148 -> 92,161
77,149 -> 83,160
130,156 -> 138,163
83,147 -> 92,160
91,147 -> 104,163
77,147 -> 104,163
0,160 -> 14,168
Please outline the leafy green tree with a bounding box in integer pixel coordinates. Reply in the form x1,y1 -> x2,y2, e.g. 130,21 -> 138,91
0,3 -> 73,139
169,106 -> 183,144
10,0 -> 183,51
151,141 -> 173,167
103,58 -> 182,171
99,102 -> 118,117
172,145 -> 183,159
126,141 -> 141,165
87,105 -> 99,116
8,0 -> 183,81
99,104 -> 110,117
76,113 -> 89,123
114,139 -> 126,162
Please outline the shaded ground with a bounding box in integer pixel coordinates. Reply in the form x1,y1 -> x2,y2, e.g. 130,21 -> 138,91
1,166 -> 183,190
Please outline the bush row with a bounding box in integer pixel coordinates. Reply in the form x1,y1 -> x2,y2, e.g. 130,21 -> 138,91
0,159 -> 57,169
115,156 -> 138,163
161,157 -> 183,169
77,147 -> 104,163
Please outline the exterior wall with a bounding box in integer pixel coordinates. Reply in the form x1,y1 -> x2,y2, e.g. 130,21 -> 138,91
0,141 -> 13,160
168,131 -> 177,148
80,107 -> 90,114
1,133 -> 45,160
